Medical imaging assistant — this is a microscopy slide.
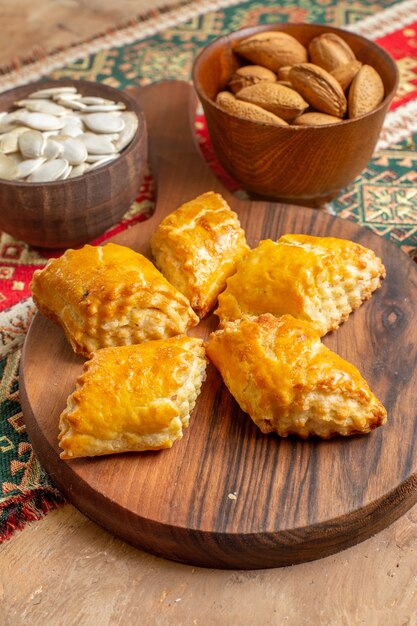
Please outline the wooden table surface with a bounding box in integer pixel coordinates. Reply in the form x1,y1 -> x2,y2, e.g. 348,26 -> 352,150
2,502 -> 417,624
1,2 -> 417,624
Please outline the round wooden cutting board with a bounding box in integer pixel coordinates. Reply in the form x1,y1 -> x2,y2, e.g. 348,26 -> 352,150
20,82 -> 417,569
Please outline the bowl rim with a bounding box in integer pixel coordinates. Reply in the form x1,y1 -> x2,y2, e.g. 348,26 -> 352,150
192,22 -> 400,129
0,78 -> 147,187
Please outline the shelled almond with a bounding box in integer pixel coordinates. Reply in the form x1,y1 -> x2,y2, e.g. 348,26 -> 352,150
215,29 -> 386,126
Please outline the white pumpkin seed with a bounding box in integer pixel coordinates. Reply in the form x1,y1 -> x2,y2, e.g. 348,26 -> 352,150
15,99 -> 69,116
0,123 -> 16,134
0,127 -> 29,154
62,115 -> 83,126
59,137 -> 88,165
86,153 -> 118,163
84,112 -> 124,134
60,123 -> 83,137
18,130 -> 46,159
29,86 -> 77,98
0,153 -> 19,180
57,163 -> 72,180
7,152 -> 24,165
0,86 -> 137,182
69,162 -> 88,178
52,93 -> 82,102
16,157 -> 46,179
113,112 -> 138,151
87,155 -> 118,169
1,110 -> 26,124
78,96 -> 114,105
18,112 -> 65,131
81,103 -> 126,113
43,139 -> 62,160
49,134 -> 72,143
56,98 -> 87,111
79,132 -> 117,155
27,158 -> 69,182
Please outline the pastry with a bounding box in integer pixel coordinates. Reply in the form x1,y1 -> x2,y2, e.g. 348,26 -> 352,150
30,242 -> 199,357
206,313 -> 387,438
151,191 -> 249,318
58,336 -> 207,458
216,234 -> 386,335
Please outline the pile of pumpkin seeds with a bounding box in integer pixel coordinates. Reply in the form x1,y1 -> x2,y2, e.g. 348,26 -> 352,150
0,85 -> 139,182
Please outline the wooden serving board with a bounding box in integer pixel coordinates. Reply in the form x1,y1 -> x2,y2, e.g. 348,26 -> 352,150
20,81 -> 417,569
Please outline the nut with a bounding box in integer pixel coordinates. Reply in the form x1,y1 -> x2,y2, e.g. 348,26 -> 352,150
293,112 -> 342,125
309,32 -> 356,72
229,65 -> 276,94
348,64 -> 385,118
216,91 -> 288,126
234,31 -> 308,72
278,66 -> 292,81
290,63 -> 347,117
236,82 -> 308,121
331,60 -> 362,91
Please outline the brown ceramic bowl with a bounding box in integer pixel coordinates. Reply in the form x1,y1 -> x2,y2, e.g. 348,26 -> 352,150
0,79 -> 147,248
192,23 -> 398,207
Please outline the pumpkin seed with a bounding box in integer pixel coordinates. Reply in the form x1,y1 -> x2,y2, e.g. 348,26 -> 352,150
0,153 -> 19,180
18,112 -> 65,131
79,132 -> 117,155
16,157 -> 46,179
18,130 -> 46,159
83,112 -> 125,134
29,86 -> 77,98
59,137 -> 88,165
27,158 -> 69,182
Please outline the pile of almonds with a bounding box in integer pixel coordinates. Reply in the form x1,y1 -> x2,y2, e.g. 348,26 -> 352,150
0,85 -> 138,182
215,31 -> 385,126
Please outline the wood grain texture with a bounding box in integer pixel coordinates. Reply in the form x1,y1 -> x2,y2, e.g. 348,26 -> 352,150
0,80 -> 147,248
20,81 -> 417,569
192,23 -> 399,206
0,0 -> 186,72
2,503 -> 417,626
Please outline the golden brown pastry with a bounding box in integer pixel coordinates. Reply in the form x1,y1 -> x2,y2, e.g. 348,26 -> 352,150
30,242 -> 199,357
206,314 -> 387,438
216,234 -> 386,335
151,191 -> 249,318
59,336 -> 207,459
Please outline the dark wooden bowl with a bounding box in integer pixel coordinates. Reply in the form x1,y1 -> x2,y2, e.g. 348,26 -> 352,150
192,23 -> 399,207
0,80 -> 147,248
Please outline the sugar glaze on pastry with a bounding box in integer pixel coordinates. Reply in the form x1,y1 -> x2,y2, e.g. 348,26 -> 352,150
206,314 -> 387,439
58,336 -> 207,459
216,234 -> 386,335
30,242 -> 199,357
151,191 -> 249,318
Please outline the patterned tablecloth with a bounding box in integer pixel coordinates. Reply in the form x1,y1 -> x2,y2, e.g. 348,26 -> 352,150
0,0 -> 416,542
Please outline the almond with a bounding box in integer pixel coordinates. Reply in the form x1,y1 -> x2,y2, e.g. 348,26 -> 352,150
309,33 -> 356,72
293,112 -> 342,126
229,65 -> 277,94
278,66 -> 292,81
331,60 -> 362,91
290,63 -> 347,117
236,82 -> 308,121
234,31 -> 308,72
348,65 -> 385,118
216,91 -> 288,126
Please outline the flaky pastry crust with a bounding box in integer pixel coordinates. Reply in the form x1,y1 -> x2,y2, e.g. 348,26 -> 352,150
151,191 -> 249,318
30,243 -> 199,357
58,336 -> 207,458
216,234 -> 386,335
206,314 -> 387,438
